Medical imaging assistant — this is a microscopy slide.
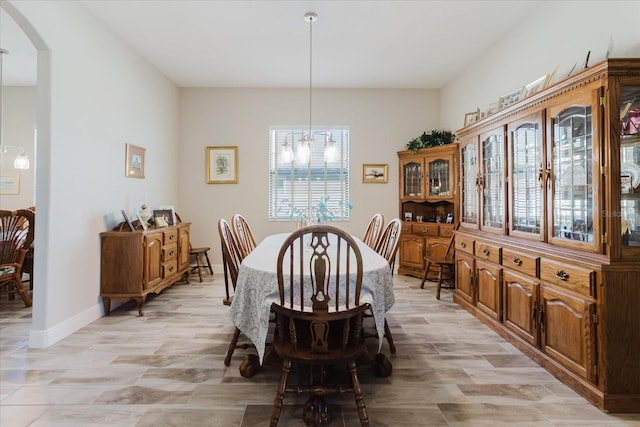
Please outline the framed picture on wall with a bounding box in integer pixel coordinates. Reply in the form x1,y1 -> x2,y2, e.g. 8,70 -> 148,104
362,164 -> 388,183
125,143 -> 145,179
206,146 -> 238,184
0,171 -> 20,195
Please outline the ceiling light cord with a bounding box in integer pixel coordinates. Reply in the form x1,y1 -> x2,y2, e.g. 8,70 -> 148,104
308,14 -> 313,137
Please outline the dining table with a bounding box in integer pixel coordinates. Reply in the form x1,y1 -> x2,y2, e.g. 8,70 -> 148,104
229,231 -> 395,364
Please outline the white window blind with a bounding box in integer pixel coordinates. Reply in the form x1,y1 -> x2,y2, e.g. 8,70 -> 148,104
269,128 -> 350,222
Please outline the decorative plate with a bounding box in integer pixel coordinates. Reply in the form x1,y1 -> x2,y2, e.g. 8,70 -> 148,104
622,162 -> 640,189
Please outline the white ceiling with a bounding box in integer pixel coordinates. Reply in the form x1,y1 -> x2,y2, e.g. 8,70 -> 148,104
2,0 -> 541,88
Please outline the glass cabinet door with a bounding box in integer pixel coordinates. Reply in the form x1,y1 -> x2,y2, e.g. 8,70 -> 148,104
401,158 -> 423,199
549,91 -> 598,250
508,113 -> 544,239
427,156 -> 452,198
480,127 -> 506,232
460,139 -> 478,226
620,85 -> 640,253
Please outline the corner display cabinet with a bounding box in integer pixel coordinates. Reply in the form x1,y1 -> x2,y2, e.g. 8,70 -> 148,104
100,222 -> 191,316
454,59 -> 640,413
397,144 -> 459,278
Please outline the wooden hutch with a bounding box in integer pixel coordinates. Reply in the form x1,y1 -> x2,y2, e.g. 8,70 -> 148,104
454,59 -> 640,412
100,222 -> 191,316
397,143 -> 459,278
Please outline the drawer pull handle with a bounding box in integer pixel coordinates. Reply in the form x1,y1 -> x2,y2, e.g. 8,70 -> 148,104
169,235 -> 175,240
512,257 -> 522,266
482,248 -> 490,256
461,242 -> 467,248
169,250 -> 176,257
556,270 -> 569,281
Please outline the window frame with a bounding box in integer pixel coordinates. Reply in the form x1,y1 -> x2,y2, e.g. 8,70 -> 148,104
269,127 -> 350,223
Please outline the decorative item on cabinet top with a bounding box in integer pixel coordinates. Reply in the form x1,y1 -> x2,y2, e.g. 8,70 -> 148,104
406,130 -> 457,152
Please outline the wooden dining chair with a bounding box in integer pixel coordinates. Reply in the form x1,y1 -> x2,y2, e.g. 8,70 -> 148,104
362,213 -> 384,249
232,213 -> 257,259
218,218 -> 252,366
270,225 -> 369,427
372,217 -> 402,354
0,209 -> 34,307
421,222 -> 459,300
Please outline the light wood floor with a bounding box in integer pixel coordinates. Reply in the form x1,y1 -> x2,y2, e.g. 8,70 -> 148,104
1,274 -> 639,426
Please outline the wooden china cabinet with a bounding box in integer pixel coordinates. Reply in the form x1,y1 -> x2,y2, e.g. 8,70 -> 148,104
100,222 -> 191,316
397,144 -> 459,278
454,58 -> 640,412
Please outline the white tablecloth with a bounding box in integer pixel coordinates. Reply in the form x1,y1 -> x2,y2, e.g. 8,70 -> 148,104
229,232 -> 395,363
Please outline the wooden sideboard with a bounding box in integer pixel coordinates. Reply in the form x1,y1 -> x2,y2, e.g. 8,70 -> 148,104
100,222 -> 191,316
454,59 -> 640,412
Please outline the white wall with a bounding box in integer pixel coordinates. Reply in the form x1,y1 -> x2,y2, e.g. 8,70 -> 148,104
441,0 -> 640,132
178,88 -> 440,265
0,86 -> 35,210
6,0 -> 179,347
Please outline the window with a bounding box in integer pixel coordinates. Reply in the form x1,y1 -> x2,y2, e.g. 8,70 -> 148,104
269,128 -> 350,222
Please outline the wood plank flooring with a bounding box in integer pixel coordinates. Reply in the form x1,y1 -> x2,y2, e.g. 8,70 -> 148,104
2,274 -> 639,426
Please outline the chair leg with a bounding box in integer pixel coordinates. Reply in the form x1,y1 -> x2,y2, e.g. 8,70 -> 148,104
270,358 -> 291,427
420,261 -> 432,289
384,319 -> 396,354
195,254 -> 203,282
204,251 -> 213,274
224,327 -> 242,366
12,279 -> 32,307
347,359 -> 369,426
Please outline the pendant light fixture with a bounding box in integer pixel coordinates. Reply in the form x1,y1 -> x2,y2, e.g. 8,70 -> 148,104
280,12 -> 338,164
0,48 -> 30,170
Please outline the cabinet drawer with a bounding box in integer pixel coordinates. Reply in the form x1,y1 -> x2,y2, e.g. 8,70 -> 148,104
163,259 -> 178,277
401,222 -> 412,234
540,258 -> 594,297
413,223 -> 439,236
164,229 -> 178,244
475,241 -> 501,263
502,249 -> 539,277
440,225 -> 455,238
455,235 -> 475,255
163,243 -> 178,261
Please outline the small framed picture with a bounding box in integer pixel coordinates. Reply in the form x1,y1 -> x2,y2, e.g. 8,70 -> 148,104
404,212 -> 413,222
125,143 -> 145,179
206,146 -> 238,184
478,102 -> 498,120
156,205 -> 176,225
362,164 -> 388,183
121,209 -> 135,232
464,111 -> 478,127
153,209 -> 174,227
523,75 -> 548,98
497,87 -> 525,110
137,209 -> 149,230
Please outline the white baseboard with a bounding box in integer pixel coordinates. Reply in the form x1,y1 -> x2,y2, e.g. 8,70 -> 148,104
28,302 -> 104,348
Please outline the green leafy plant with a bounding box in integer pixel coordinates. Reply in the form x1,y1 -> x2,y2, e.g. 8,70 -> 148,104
278,196 -> 352,225
407,130 -> 457,152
